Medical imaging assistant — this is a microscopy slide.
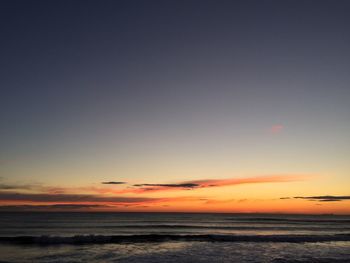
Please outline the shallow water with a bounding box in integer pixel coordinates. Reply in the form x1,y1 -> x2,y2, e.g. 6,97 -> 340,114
0,212 -> 349,262
1,241 -> 350,263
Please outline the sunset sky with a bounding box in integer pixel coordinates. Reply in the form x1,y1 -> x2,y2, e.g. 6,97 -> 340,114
0,0 -> 349,214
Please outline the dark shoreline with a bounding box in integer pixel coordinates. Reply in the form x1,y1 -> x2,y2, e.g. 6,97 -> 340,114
1,233 -> 350,246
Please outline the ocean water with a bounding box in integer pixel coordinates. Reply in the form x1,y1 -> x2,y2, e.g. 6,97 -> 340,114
0,212 -> 349,262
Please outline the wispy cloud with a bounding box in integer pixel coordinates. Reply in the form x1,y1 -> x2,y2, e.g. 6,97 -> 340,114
293,196 -> 350,202
270,124 -> 284,134
185,174 -> 302,187
133,183 -> 199,188
0,191 -> 159,203
203,198 -> 236,205
0,178 -> 35,190
0,184 -> 31,190
117,175 -> 306,194
0,191 -> 199,208
101,181 -> 127,185
0,182 -> 39,191
0,204 -> 109,211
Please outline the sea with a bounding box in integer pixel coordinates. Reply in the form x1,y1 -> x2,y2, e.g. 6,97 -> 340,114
0,212 -> 349,263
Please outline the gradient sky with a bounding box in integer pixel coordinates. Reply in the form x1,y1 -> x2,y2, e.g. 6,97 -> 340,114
0,0 -> 349,213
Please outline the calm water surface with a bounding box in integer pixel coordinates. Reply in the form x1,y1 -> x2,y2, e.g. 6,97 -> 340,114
0,212 -> 349,262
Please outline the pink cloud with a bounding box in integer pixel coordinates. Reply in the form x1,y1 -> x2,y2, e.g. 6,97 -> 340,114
112,174 -> 307,194
270,124 -> 284,134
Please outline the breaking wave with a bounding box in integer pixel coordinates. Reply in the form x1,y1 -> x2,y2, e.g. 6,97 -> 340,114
1,233 -> 350,245
9,224 -> 349,231
226,218 -> 350,223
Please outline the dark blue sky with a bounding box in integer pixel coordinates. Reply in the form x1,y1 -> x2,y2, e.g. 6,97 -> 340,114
0,1 -> 349,191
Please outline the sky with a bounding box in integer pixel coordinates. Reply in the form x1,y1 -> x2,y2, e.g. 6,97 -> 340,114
0,0 -> 349,214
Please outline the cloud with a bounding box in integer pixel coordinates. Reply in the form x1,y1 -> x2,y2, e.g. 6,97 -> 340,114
270,124 -> 284,134
0,183 -> 35,190
133,183 -> 199,188
118,175 -> 306,194
102,181 -> 127,185
0,191 -> 199,209
0,204 -> 110,211
0,191 -> 160,204
0,178 -> 45,192
293,196 -> 350,202
203,198 -> 236,205
184,175 -> 302,187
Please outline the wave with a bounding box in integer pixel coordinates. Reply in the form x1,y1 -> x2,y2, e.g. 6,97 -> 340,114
7,224 -> 349,230
1,233 -> 350,245
6,221 -> 349,230
226,218 -> 350,223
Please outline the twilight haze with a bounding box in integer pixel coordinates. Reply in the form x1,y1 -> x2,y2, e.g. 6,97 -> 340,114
0,0 -> 349,214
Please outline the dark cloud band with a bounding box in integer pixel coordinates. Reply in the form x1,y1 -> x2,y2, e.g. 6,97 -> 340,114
281,196 -> 350,202
0,204 -> 109,211
133,183 -> 199,188
0,191 -> 159,203
101,182 -> 126,185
